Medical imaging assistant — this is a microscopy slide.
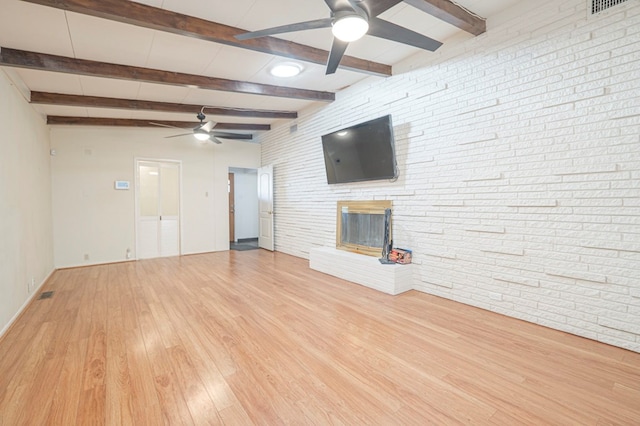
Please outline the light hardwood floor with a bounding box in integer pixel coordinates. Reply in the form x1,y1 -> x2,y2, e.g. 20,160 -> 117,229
1,250 -> 639,425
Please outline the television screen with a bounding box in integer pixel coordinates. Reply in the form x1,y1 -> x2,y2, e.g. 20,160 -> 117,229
321,115 -> 397,184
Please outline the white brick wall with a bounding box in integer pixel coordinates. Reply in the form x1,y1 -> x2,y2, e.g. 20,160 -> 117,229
261,0 -> 640,352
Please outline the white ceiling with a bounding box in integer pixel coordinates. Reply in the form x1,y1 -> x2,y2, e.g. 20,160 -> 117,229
0,0 -> 523,138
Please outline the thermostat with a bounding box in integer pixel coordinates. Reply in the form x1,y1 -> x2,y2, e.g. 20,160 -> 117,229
114,181 -> 130,190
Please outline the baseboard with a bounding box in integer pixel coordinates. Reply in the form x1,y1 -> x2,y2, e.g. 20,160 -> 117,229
181,249 -> 224,256
56,258 -> 135,270
0,267 -> 56,341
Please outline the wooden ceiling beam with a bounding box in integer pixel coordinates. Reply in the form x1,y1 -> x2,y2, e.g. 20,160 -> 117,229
0,47 -> 334,102
402,0 -> 486,35
46,116 -> 269,131
30,92 -> 298,119
20,0 -> 392,77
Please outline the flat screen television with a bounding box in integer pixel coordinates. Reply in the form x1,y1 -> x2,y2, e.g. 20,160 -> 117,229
321,115 -> 397,184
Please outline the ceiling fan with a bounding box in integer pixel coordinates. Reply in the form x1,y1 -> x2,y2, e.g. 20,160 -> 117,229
235,0 -> 443,74
151,109 -> 253,144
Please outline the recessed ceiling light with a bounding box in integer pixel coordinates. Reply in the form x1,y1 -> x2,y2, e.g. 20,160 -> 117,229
270,62 -> 303,78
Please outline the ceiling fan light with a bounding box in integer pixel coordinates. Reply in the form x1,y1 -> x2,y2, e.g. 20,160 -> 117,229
194,132 -> 210,141
332,15 -> 369,42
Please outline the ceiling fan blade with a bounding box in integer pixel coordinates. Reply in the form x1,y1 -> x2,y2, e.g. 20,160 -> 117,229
326,38 -> 349,75
323,0 -> 346,13
150,122 -> 184,130
199,120 -> 215,133
164,133 -> 193,139
366,0 -> 403,17
235,18 -> 333,40
368,17 -> 442,51
211,132 -> 253,140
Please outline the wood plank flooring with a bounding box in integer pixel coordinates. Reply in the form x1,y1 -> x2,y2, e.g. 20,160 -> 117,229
0,250 -> 639,425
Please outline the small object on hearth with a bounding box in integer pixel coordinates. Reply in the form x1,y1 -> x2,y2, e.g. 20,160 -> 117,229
389,248 -> 412,264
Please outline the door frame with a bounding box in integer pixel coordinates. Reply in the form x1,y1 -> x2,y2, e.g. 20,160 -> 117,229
228,172 -> 235,242
134,158 -> 183,259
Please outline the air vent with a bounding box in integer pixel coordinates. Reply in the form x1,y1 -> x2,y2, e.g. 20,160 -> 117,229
589,0 -> 634,15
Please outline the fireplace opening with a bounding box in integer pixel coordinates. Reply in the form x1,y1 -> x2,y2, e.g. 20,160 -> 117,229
336,200 -> 392,257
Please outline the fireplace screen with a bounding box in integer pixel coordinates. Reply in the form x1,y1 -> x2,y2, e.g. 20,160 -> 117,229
336,200 -> 392,256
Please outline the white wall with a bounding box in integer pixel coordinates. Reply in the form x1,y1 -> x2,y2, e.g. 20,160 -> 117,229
51,127 -> 260,268
260,1 -> 640,352
232,169 -> 259,240
0,70 -> 54,335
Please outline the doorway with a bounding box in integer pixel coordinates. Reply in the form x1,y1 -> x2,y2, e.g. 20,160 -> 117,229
135,160 -> 181,259
228,167 -> 259,251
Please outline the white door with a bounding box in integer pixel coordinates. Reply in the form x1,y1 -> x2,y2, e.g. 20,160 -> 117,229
136,161 -> 180,259
257,164 -> 274,251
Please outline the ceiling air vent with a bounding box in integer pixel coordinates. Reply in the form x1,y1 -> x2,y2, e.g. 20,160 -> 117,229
589,0 -> 635,15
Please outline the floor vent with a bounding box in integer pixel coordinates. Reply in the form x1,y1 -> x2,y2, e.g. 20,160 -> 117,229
37,291 -> 54,300
589,0 -> 634,15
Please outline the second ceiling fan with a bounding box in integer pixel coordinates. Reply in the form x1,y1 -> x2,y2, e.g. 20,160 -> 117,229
235,0 -> 443,75
152,110 -> 253,144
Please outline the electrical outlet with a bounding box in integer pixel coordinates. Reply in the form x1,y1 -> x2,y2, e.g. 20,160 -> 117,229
84,253 -> 90,261
126,248 -> 131,259
30,277 -> 35,291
